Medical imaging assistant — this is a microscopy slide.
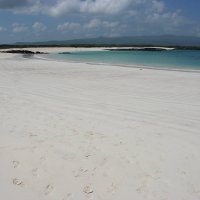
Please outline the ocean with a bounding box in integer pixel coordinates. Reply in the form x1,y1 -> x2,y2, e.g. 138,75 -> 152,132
45,50 -> 200,70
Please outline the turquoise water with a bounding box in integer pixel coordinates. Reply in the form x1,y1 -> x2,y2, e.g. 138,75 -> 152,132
46,50 -> 200,70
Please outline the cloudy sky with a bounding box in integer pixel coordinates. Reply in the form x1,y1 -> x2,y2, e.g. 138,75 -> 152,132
0,0 -> 200,44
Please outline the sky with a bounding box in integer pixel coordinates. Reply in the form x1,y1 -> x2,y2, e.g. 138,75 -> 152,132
0,0 -> 200,44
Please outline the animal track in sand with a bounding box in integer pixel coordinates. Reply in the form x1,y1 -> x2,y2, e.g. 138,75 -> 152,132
31,147 -> 36,153
45,184 -> 54,195
30,133 -> 37,139
35,139 -> 46,145
32,168 -> 39,176
92,145 -> 102,152
100,157 -> 109,166
73,168 -> 88,178
108,183 -> 120,194
92,167 -> 100,176
85,154 -> 91,159
79,146 -> 85,151
13,161 -> 20,168
121,155 -> 133,164
159,156 -> 165,161
13,179 -> 22,185
13,179 -> 26,188
136,186 -> 148,194
177,168 -> 187,175
40,156 -> 46,163
103,172 -> 108,177
74,173 -> 82,178
79,167 -> 88,172
64,193 -> 74,200
83,186 -> 93,198
85,131 -> 96,141
64,153 -> 77,160
114,141 -> 123,146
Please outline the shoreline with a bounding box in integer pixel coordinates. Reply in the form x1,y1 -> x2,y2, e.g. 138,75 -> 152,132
1,52 -> 191,75
15,47 -> 199,73
1,47 -> 200,73
38,54 -> 200,73
32,49 -> 200,73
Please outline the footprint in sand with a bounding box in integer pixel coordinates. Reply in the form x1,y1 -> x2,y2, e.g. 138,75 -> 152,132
31,147 -> 37,153
100,157 -> 109,166
32,168 -> 39,176
30,133 -> 37,139
85,154 -> 91,159
83,186 -> 93,198
121,155 -> 133,164
79,168 -> 88,172
64,193 -> 74,200
40,156 -> 46,163
45,184 -> 54,195
74,168 -> 88,178
92,167 -> 100,177
159,156 -> 165,161
108,183 -> 120,194
13,179 -> 26,188
13,161 -> 20,168
64,153 -> 77,160
136,186 -> 148,194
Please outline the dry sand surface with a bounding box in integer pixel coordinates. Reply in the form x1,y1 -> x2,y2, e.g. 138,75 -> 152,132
0,49 -> 200,200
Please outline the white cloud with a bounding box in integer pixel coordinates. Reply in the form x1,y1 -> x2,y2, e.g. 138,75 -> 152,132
4,0 -> 166,17
32,22 -> 46,34
102,21 -> 119,28
12,23 -> 28,32
152,0 -> 165,12
57,22 -> 69,31
83,19 -> 102,29
12,23 -> 19,27
127,9 -> 200,36
47,0 -> 131,17
13,26 -> 28,33
57,22 -> 81,34
69,22 -> 81,30
0,26 -> 7,32
58,19 -> 119,35
1,0 -> 200,37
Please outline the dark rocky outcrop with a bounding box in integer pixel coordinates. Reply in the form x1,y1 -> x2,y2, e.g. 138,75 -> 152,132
1,50 -> 48,54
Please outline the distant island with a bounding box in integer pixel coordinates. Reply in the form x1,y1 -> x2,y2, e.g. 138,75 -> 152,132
107,47 -> 175,51
0,35 -> 200,50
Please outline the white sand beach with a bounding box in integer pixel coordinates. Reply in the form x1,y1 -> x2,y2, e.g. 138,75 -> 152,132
0,48 -> 200,200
